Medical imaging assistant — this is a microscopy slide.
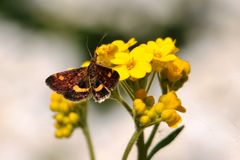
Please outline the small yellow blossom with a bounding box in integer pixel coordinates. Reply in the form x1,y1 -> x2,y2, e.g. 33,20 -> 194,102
111,45 -> 153,80
112,38 -> 137,52
153,102 -> 164,115
96,38 -> 137,66
134,96 -> 158,126
69,112 -> 80,124
159,91 -> 186,112
133,99 -> 147,115
55,130 -> 64,138
147,108 -> 157,119
161,109 -> 182,128
157,91 -> 185,127
147,37 -> 179,72
55,113 -> 64,122
49,92 -> 83,138
140,115 -> 151,125
165,57 -> 190,82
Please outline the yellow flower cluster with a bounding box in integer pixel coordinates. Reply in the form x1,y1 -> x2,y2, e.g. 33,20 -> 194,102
50,92 -> 80,138
133,90 -> 185,128
96,38 -> 137,67
96,37 -> 190,83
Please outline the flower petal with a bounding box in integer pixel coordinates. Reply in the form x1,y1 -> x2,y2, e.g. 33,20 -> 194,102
129,62 -> 149,79
131,45 -> 153,62
160,54 -> 177,62
111,52 -> 130,65
113,65 -> 129,80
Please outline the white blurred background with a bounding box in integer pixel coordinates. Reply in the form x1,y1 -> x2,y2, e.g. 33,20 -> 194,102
0,0 -> 240,160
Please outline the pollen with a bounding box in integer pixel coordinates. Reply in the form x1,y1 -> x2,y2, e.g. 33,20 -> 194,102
73,85 -> 89,92
58,75 -> 65,81
126,59 -> 136,70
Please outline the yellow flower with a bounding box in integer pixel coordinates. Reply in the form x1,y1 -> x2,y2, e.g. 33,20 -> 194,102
112,38 -> 137,52
133,91 -> 186,127
111,45 -> 153,80
165,57 -> 191,82
50,92 -> 73,112
154,91 -> 186,128
140,115 -> 151,125
161,110 -> 182,128
96,38 -> 137,66
159,91 -> 186,112
147,37 -> 179,72
49,92 -> 82,138
133,99 -> 147,115
134,96 -> 158,126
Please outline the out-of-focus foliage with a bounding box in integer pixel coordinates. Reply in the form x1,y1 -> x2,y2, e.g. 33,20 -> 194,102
0,0 -> 194,55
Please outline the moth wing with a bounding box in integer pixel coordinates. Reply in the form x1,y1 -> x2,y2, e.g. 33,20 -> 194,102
92,64 -> 119,103
45,67 -> 90,101
94,64 -> 119,90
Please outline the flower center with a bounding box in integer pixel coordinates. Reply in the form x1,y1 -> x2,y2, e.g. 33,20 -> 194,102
127,59 -> 136,70
154,51 -> 162,59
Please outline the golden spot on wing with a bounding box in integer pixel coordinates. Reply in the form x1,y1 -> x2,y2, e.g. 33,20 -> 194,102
94,84 -> 104,92
58,75 -> 65,81
73,85 -> 89,92
107,72 -> 112,77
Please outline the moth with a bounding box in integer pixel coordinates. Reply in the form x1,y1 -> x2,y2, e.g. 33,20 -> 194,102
45,56 -> 119,103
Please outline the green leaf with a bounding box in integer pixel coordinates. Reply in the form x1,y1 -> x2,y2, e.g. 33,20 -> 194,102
146,125 -> 184,160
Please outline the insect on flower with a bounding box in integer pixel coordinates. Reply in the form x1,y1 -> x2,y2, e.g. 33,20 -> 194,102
45,54 -> 119,103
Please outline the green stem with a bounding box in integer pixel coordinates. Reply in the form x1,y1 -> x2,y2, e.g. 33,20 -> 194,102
122,128 -> 144,160
118,97 -> 133,117
146,72 -> 156,93
145,124 -> 160,150
82,126 -> 95,160
111,87 -> 133,117
121,81 -> 135,100
136,130 -> 147,160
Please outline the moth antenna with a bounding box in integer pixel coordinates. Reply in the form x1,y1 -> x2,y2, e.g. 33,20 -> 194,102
92,33 -> 108,59
97,33 -> 108,47
85,37 -> 93,58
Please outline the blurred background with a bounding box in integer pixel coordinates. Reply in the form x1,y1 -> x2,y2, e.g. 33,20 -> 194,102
0,0 -> 240,160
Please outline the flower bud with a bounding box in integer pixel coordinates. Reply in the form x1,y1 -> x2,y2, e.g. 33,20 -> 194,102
63,116 -> 70,124
55,113 -> 64,122
54,122 -> 61,129
59,102 -> 69,113
69,112 -> 80,124
140,115 -> 151,125
50,101 -> 59,111
62,127 -> 72,137
51,92 -> 61,102
144,96 -> 155,106
154,102 -> 164,115
135,89 -> 147,100
55,130 -> 63,139
133,100 -> 146,115
147,109 -> 157,119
